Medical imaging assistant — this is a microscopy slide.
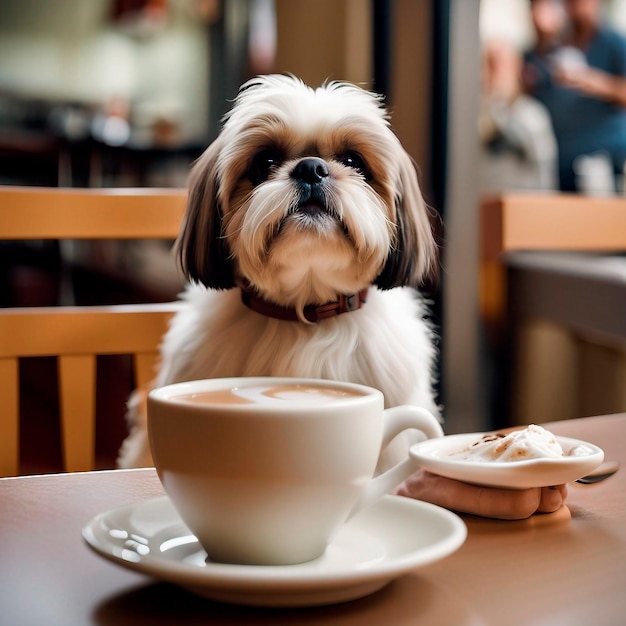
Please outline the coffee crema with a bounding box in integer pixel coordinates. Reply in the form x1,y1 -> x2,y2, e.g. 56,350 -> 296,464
173,383 -> 366,406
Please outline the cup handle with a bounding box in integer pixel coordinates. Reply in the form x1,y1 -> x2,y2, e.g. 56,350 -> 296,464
348,406 -> 444,519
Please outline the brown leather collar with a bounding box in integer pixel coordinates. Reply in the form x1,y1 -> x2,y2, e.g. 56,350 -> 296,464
241,287 -> 369,323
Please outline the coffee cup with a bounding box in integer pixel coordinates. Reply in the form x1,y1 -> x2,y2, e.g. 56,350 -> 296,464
148,377 -> 443,566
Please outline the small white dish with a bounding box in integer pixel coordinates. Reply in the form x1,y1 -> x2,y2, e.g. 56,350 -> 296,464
410,433 -> 604,489
83,495 -> 466,608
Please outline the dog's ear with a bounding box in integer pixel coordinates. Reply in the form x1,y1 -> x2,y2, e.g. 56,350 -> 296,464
175,139 -> 236,289
375,148 -> 439,290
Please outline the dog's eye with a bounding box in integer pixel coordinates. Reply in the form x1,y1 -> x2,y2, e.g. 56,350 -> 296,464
338,151 -> 371,180
248,148 -> 282,185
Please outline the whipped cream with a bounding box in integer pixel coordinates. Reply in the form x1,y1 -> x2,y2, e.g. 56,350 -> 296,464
450,424 -> 564,462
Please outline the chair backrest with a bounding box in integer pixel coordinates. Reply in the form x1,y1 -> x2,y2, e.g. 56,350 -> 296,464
0,186 -> 187,476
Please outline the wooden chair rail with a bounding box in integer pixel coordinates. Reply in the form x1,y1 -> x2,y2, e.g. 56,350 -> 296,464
0,303 -> 182,357
0,186 -> 187,239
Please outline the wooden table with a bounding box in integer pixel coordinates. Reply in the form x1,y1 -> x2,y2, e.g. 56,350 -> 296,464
1,415 -> 624,626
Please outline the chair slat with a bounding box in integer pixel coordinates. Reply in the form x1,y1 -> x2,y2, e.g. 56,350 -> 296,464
0,358 -> 19,476
58,355 -> 96,472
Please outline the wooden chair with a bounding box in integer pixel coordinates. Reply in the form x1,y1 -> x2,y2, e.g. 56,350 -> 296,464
480,192 -> 626,424
0,186 -> 187,476
481,193 -> 626,333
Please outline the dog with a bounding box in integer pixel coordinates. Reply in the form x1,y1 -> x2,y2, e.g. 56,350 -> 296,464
118,74 -> 440,470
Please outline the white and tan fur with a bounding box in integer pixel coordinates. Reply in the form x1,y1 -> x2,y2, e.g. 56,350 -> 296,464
118,74 -> 440,470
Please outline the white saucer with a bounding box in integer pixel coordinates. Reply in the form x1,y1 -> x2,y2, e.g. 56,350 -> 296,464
410,433 -> 604,489
83,495 -> 466,608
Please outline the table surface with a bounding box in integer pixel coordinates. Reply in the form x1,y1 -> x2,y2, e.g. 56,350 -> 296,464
2,415 -> 625,626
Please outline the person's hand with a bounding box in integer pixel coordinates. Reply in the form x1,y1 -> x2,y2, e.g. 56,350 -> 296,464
395,469 -> 568,520
555,66 -> 626,105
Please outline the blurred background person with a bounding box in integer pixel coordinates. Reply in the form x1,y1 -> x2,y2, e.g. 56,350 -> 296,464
480,38 -> 558,191
525,0 -> 626,192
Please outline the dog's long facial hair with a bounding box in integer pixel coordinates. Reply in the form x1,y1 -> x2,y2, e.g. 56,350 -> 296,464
118,75 -> 439,469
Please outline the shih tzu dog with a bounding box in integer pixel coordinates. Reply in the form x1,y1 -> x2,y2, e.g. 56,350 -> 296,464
118,74 -> 440,470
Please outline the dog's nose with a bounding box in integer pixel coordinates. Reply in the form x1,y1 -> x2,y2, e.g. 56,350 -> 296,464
292,158 -> 329,184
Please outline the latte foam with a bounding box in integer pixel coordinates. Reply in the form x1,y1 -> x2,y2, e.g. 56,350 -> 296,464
173,383 -> 365,406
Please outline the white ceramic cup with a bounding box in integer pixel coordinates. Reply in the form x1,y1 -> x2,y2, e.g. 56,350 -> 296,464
148,377 -> 443,566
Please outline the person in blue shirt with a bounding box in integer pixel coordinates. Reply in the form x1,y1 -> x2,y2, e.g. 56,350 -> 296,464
525,0 -> 626,191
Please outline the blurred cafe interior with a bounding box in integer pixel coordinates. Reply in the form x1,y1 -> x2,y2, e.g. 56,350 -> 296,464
1,0 -> 625,475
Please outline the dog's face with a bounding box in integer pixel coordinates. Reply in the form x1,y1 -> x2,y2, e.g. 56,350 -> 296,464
178,75 -> 437,311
